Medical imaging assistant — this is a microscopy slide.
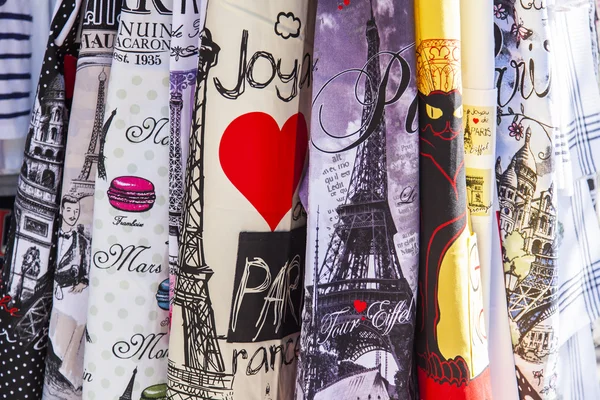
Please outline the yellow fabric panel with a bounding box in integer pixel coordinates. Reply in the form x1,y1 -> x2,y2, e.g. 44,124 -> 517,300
415,0 -> 462,42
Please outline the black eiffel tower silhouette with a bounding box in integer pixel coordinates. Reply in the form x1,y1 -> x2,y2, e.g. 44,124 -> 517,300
166,29 -> 233,400
71,68 -> 111,195
119,367 -> 137,400
304,3 -> 414,399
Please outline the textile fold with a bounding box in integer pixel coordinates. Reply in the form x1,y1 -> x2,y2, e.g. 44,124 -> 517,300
82,1 -> 173,398
42,1 -> 121,398
0,0 -> 82,397
167,1 -> 314,399
295,0 -> 420,399
415,0 -> 492,397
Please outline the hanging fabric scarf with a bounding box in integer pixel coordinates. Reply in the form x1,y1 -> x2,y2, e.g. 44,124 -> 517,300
414,0 -> 492,397
0,0 -> 82,397
494,0 -> 560,397
167,0 -> 314,398
42,1 -> 121,399
548,0 -> 600,398
294,1 -> 419,399
460,0 -> 497,332
82,0 -> 172,398
460,1 -> 516,398
0,0 -> 34,175
167,0 -> 206,326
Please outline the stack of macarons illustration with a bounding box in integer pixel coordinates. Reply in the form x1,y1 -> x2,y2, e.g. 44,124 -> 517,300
156,279 -> 169,311
107,176 -> 156,212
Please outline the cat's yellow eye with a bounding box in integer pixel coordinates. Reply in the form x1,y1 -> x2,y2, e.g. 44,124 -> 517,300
426,104 -> 443,120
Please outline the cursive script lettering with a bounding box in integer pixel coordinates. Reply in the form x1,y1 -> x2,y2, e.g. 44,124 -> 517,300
231,334 -> 300,376
33,326 -> 49,351
318,307 -> 360,344
366,300 -> 413,335
213,30 -> 312,103
393,185 -> 417,204
113,215 -> 144,227
0,295 -> 20,317
312,46 -> 417,154
113,332 -> 169,360
0,328 -> 16,344
230,255 -> 302,341
496,58 -> 551,108
125,117 -> 169,145
93,244 -> 162,273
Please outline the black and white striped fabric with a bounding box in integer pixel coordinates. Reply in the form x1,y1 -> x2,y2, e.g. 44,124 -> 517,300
0,0 -> 33,139
0,0 -> 56,174
557,325 -> 600,399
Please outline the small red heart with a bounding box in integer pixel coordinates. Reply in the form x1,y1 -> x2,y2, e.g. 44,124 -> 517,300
353,300 -> 367,313
344,0 -> 350,5
473,118 -> 479,124
220,112 -> 308,231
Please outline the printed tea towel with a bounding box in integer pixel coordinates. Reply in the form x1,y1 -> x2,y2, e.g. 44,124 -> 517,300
294,1 -> 419,399
551,1 -> 600,398
488,187 -> 520,399
0,0 -> 82,398
167,0 -> 314,399
494,0 -> 560,397
414,0 -> 492,398
42,1 -> 121,399
167,0 -> 206,324
460,0 -> 497,332
82,0 -> 173,399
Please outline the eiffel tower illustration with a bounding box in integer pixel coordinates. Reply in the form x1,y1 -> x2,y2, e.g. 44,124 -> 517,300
119,367 -> 137,400
71,68 -> 109,196
507,241 -> 558,359
167,29 -> 233,400
168,88 -> 184,237
304,3 -> 414,399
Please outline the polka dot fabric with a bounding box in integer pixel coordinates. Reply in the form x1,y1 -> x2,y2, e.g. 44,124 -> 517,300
82,2 -> 172,398
0,1 -> 82,398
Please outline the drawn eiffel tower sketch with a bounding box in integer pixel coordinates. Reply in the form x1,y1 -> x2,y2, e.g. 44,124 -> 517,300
119,367 -> 138,400
168,67 -> 196,282
302,3 -> 414,399
166,29 -> 233,400
169,90 -> 184,237
71,68 -> 110,196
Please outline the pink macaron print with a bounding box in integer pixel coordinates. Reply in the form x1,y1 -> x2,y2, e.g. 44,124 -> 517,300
107,176 -> 156,212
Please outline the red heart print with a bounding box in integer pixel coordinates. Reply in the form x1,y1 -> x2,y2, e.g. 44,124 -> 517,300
473,118 -> 479,124
220,112 -> 308,231
353,300 -> 367,313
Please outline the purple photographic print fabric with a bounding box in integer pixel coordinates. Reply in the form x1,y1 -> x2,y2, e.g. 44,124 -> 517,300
295,1 -> 419,399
